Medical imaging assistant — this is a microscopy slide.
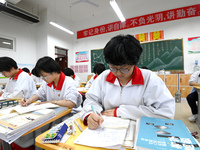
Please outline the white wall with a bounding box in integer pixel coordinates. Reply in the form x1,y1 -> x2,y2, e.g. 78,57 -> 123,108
0,1 -> 200,83
0,14 -> 37,71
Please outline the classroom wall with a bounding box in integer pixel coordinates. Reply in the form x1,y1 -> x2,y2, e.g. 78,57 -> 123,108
0,1 -> 200,83
72,1 -> 200,82
0,13 -> 37,71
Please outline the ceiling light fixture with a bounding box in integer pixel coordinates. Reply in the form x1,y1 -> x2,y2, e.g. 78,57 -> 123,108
109,0 -> 125,22
49,21 -> 74,35
0,0 -> 6,4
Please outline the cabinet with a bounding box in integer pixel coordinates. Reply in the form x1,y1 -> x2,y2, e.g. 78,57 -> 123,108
179,74 -> 192,98
157,74 -> 192,98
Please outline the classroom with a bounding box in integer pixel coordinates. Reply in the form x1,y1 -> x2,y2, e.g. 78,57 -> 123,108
0,0 -> 200,149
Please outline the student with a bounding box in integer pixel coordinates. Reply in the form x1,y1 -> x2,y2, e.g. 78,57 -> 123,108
22,67 -> 30,75
20,56 -> 82,115
63,68 -> 81,87
186,71 -> 200,121
81,34 -> 175,130
30,68 -> 43,86
0,57 -> 36,99
85,63 -> 106,88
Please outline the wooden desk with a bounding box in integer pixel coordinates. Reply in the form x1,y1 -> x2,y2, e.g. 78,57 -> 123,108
193,86 -> 200,129
77,87 -> 88,94
23,107 -> 71,136
36,118 -> 133,150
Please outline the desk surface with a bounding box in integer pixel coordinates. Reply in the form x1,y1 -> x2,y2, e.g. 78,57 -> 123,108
35,118 -> 133,150
23,107 -> 71,136
77,87 -> 88,94
194,85 -> 200,89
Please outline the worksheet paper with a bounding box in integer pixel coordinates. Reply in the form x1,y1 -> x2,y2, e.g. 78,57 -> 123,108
74,116 -> 130,149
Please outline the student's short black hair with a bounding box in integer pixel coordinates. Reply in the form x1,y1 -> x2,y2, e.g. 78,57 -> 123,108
0,56 -> 18,72
103,34 -> 143,66
93,63 -> 106,75
34,56 -> 61,77
22,67 -> 30,73
63,68 -> 74,76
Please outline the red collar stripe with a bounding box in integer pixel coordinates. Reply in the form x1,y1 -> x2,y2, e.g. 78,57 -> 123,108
106,66 -> 144,85
47,72 -> 66,90
11,68 -> 23,80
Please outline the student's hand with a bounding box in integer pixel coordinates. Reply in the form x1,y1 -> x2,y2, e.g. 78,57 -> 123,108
87,113 -> 104,130
20,98 -> 31,107
102,109 -> 115,117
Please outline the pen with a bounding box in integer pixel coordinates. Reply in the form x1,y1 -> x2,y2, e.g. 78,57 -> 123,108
71,121 -> 75,135
22,90 -> 26,102
91,105 -> 103,118
91,105 -> 104,128
74,120 -> 83,132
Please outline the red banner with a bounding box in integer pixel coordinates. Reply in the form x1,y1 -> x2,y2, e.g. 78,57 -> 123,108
77,4 -> 200,39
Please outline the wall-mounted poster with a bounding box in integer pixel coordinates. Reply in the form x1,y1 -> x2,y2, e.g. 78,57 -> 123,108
188,36 -> 200,54
150,30 -> 164,41
75,51 -> 89,63
135,33 -> 148,42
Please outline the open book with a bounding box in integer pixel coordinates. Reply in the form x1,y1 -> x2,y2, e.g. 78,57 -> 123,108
0,108 -> 56,144
0,103 -> 59,115
74,116 -> 134,149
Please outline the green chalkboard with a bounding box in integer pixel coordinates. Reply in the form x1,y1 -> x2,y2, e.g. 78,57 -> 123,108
91,38 -> 183,72
138,38 -> 183,71
91,49 -> 109,72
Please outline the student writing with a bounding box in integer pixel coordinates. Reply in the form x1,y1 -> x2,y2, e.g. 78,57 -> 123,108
20,56 -> 82,116
81,34 -> 175,130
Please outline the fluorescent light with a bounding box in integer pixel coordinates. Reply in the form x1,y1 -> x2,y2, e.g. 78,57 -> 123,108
110,0 -> 125,22
0,0 -> 6,4
3,42 -> 11,45
49,22 -> 74,35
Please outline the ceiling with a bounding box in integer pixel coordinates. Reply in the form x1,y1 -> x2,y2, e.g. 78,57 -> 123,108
11,0 -> 200,31
15,0 -> 147,25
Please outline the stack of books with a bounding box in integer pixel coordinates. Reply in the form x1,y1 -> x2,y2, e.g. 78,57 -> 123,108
0,103 -> 59,143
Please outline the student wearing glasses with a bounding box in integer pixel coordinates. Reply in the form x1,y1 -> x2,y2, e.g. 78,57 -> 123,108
81,34 -> 175,130
20,56 -> 82,115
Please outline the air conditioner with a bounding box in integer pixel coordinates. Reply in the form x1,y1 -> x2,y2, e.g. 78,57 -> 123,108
0,2 -> 39,23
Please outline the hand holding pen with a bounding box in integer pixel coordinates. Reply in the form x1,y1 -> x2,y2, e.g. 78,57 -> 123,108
87,105 -> 104,130
20,90 -> 28,107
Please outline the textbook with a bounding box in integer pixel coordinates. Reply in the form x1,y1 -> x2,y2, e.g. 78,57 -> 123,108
0,108 -> 56,144
0,103 -> 59,115
136,116 -> 200,150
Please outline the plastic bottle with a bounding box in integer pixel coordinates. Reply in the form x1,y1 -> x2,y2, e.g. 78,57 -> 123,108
175,90 -> 181,103
193,60 -> 200,72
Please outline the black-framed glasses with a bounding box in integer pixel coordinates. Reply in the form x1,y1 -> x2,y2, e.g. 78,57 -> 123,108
109,66 -> 132,74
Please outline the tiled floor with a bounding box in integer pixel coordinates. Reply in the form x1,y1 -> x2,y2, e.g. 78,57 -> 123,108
174,100 -> 200,143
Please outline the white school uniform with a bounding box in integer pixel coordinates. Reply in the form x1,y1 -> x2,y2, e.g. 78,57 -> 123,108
81,66 -> 175,123
85,74 -> 98,88
72,74 -> 80,88
1,69 -> 36,99
188,71 -> 200,93
35,72 -> 82,113
31,73 -> 43,86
